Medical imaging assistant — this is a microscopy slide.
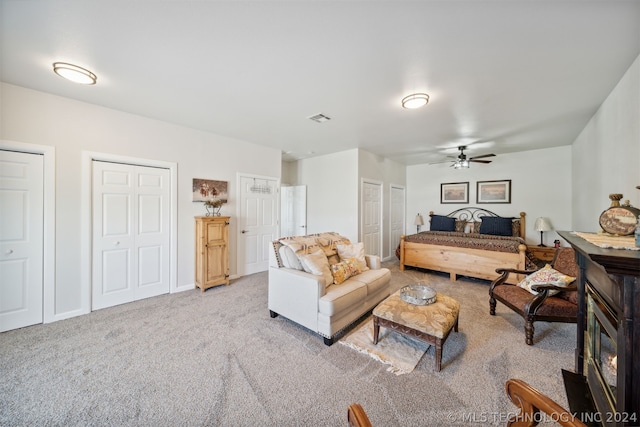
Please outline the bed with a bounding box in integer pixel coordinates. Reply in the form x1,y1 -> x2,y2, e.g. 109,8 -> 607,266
399,208 -> 539,285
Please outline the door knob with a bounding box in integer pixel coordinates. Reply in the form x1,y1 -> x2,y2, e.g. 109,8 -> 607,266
5,249 -> 13,255
241,230 -> 248,234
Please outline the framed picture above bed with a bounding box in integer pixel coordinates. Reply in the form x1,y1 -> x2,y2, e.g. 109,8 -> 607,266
477,179 -> 511,204
441,182 -> 469,204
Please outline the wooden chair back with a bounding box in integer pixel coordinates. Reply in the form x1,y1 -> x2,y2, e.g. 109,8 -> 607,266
506,379 -> 586,427
348,403 -> 373,427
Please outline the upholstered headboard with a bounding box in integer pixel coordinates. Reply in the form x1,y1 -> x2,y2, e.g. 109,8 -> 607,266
428,207 -> 526,239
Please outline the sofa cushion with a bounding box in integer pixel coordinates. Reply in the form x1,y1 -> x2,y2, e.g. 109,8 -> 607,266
349,268 -> 391,297
493,285 -> 577,317
330,258 -> 362,285
318,280 -> 367,316
336,242 -> 369,272
298,249 -> 333,287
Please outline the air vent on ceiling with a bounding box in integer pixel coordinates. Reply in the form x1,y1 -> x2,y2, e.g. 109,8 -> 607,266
307,113 -> 331,123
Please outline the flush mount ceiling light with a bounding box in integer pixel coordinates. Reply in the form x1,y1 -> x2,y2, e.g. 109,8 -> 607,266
53,62 -> 97,85
401,93 -> 429,109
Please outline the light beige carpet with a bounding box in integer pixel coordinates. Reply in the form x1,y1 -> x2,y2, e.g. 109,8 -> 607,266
339,316 -> 430,375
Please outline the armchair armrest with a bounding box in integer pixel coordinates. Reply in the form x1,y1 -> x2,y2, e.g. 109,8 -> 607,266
530,283 -> 577,293
268,266 -> 326,332
525,283 -> 578,316
491,268 -> 538,292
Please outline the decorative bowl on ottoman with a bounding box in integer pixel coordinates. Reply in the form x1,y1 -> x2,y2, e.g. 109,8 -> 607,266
400,284 -> 437,306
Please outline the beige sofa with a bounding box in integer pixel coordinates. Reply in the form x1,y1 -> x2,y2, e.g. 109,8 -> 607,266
268,232 -> 391,345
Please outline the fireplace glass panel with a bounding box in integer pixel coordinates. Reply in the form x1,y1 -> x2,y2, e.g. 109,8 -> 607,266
586,289 -> 617,414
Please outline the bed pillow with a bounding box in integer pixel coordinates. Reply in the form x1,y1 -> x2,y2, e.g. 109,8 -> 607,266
517,264 -> 576,296
479,217 -> 514,236
430,214 -> 456,232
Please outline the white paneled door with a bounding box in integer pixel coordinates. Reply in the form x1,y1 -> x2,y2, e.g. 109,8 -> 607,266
238,175 -> 278,275
92,161 -> 170,310
390,185 -> 405,258
280,185 -> 306,237
362,180 -> 382,257
0,150 -> 44,332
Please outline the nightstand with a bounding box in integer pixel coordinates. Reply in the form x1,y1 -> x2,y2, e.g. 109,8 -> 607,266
528,246 -> 557,262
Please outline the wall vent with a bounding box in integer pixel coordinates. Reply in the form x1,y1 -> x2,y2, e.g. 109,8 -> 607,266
307,113 -> 331,123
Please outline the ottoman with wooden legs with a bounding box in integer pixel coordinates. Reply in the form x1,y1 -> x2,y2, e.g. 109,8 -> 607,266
372,289 -> 460,372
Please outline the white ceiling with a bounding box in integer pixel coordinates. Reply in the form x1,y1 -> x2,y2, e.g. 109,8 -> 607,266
2,1 -> 639,165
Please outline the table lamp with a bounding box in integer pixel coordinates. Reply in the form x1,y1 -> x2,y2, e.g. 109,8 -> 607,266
414,213 -> 424,233
534,217 -> 552,247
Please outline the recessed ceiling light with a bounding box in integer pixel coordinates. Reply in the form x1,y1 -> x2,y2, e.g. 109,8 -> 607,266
401,93 -> 429,109
53,62 -> 97,85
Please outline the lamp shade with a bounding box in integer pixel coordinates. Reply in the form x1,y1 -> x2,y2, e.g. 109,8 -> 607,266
414,214 -> 424,226
534,217 -> 552,232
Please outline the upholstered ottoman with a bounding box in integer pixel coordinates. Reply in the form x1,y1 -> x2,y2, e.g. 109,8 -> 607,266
373,290 -> 460,372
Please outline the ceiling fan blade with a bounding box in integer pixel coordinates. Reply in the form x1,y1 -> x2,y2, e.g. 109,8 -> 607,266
469,159 -> 492,164
469,153 -> 496,160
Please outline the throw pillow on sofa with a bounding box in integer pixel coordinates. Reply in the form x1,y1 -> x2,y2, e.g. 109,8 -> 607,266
517,264 -> 576,296
298,249 -> 333,286
330,257 -> 362,285
278,245 -> 304,270
336,242 -> 369,272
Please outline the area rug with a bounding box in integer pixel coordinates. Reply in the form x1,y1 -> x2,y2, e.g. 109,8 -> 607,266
339,316 -> 430,375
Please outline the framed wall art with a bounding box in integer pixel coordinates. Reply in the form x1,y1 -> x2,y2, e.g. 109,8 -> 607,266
441,182 -> 469,204
477,179 -> 511,204
192,178 -> 228,202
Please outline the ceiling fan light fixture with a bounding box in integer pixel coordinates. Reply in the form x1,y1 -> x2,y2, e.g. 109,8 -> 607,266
53,62 -> 97,85
401,93 -> 429,109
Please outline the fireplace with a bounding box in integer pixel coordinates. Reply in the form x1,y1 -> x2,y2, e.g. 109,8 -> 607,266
585,286 -> 618,424
558,231 -> 639,427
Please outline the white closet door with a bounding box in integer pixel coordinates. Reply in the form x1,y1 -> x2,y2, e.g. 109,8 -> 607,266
134,166 -> 170,300
362,181 -> 382,257
92,161 -> 169,310
238,175 -> 278,275
0,150 -> 44,332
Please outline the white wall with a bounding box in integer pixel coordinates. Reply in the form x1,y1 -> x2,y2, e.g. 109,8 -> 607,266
285,149 -> 406,256
1,83 -> 281,321
290,149 -> 359,241
572,54 -> 640,232
406,146 -> 572,247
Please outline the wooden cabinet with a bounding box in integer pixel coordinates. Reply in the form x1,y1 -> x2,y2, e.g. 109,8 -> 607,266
528,246 -> 557,262
195,216 -> 230,292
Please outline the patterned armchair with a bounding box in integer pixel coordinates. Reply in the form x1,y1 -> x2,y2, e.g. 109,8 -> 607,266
489,247 -> 579,345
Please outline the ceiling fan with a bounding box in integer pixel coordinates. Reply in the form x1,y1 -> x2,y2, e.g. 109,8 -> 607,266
449,145 -> 495,169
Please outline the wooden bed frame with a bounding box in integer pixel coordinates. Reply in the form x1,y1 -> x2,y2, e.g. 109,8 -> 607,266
399,208 -> 528,285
